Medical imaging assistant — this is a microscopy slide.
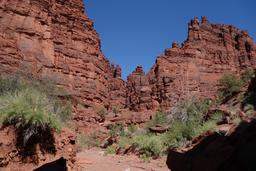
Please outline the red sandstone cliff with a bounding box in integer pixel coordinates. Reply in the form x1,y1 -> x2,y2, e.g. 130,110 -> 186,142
129,16 -> 256,111
0,0 -> 126,109
0,1 -> 255,112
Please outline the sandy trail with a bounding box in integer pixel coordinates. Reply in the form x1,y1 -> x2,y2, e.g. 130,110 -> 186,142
76,148 -> 169,171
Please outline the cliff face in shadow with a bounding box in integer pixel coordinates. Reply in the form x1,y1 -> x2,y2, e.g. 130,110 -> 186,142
166,119 -> 256,171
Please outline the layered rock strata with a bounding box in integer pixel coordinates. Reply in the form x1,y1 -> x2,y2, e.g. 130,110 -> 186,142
0,1 -> 255,112
144,16 -> 256,109
0,0 -> 115,108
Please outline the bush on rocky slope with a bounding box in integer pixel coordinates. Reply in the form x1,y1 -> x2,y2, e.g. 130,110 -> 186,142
0,73 -> 71,147
218,74 -> 243,101
163,98 -> 215,148
103,98 -> 218,161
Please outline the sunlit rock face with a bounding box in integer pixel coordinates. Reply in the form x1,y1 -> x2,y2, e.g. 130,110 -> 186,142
126,66 -> 159,111
147,16 -> 256,109
0,0 -> 124,108
0,0 -> 255,113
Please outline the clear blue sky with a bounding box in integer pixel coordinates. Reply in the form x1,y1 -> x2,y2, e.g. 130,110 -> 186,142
84,0 -> 256,79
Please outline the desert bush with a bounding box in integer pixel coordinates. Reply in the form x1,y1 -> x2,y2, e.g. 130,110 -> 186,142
0,74 -> 71,147
163,98 -> 214,148
132,134 -> 164,158
210,111 -> 225,122
77,133 -> 100,150
105,145 -> 116,154
146,111 -> 168,128
118,136 -> 133,149
170,97 -> 210,123
162,121 -> 192,148
109,124 -> 125,137
127,124 -> 137,134
241,69 -> 255,83
112,106 -> 120,115
104,98 -> 218,159
162,119 -> 216,149
218,74 -> 243,100
0,75 -> 25,95
193,120 -> 216,137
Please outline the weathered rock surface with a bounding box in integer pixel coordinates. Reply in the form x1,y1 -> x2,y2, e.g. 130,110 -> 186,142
126,66 -> 158,111
145,16 -> 256,109
0,0 -> 255,113
109,64 -> 126,108
0,0 -> 119,109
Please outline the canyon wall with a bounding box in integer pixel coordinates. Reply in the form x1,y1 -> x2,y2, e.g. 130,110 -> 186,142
128,16 -> 256,110
0,1 -> 255,112
0,0 -> 126,109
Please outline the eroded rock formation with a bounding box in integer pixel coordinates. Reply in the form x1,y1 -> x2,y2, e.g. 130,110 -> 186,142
146,16 -> 256,109
0,0 -> 118,108
126,66 -> 158,111
0,1 -> 255,113
109,64 -> 126,108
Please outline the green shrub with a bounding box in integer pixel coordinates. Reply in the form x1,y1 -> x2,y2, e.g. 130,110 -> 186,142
0,88 -> 61,145
241,69 -> 255,83
77,133 -> 100,150
163,98 -> 213,148
0,74 -> 71,146
162,121 -> 191,148
105,145 -> 116,154
118,136 -> 132,149
112,106 -> 120,115
0,75 -> 25,95
162,119 -> 216,149
127,124 -> 137,134
106,98 -> 217,158
146,111 -> 167,128
109,124 -> 125,137
132,134 -> 164,158
170,97 -> 210,123
193,120 -> 216,137
210,111 -> 225,122
218,74 -> 243,100
104,97 -> 221,159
